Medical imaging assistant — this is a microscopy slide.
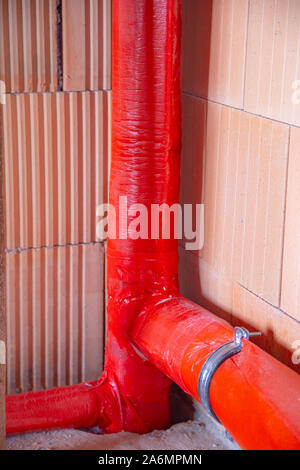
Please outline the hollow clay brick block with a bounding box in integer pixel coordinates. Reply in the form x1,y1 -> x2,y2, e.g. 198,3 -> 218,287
245,0 -> 300,126
180,95 -> 206,207
180,95 -> 207,251
62,0 -> 112,91
179,249 -> 300,372
281,126 -> 300,322
182,0 -> 249,108
0,102 -> 5,449
179,246 -> 232,323
233,282 -> 300,374
203,102 -> 289,307
0,0 -> 57,93
3,91 -> 111,250
6,243 -> 105,394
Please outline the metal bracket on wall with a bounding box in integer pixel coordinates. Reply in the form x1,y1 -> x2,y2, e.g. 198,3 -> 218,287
198,326 -> 261,424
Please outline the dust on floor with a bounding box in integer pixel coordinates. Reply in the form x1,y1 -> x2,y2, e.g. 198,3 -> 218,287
6,416 -> 238,450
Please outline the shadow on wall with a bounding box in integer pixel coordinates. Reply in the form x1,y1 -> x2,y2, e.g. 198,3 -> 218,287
182,0 -> 213,102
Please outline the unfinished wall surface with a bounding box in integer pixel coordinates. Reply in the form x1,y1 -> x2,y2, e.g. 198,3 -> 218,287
0,0 -> 111,396
180,0 -> 300,373
0,101 -> 5,448
1,2 -> 299,446
62,0 -> 111,91
0,0 -> 58,93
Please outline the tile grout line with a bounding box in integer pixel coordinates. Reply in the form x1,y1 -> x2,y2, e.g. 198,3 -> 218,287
237,281 -> 300,325
4,89 -> 112,96
241,0 -> 251,110
182,91 -> 300,129
4,240 -> 106,255
181,246 -> 300,326
56,0 -> 63,91
278,125 -> 291,309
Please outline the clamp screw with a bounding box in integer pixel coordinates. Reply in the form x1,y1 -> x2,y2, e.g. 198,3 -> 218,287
234,326 -> 261,345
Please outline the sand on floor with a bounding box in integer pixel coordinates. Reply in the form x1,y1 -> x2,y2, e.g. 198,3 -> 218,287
6,408 -> 239,451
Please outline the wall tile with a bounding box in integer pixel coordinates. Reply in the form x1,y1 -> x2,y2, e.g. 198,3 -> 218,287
6,243 -> 105,394
233,282 -> 300,373
179,247 -> 232,323
182,0 -> 249,107
180,95 -> 206,206
180,0 -> 299,372
245,0 -> 300,126
179,249 -> 300,373
281,126 -> 300,321
0,103 -> 4,449
180,95 -> 206,249
3,91 -> 111,250
202,103 -> 289,306
62,0 -> 111,91
0,0 -> 57,93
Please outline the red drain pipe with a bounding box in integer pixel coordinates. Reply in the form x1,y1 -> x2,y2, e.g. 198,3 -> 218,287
6,0 -> 300,450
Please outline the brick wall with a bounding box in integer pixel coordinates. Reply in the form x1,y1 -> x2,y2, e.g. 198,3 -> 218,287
179,0 -> 300,373
0,0 -> 111,397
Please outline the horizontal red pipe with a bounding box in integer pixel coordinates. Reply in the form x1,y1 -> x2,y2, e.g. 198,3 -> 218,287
6,377 -> 121,435
132,295 -> 300,450
6,384 -> 98,435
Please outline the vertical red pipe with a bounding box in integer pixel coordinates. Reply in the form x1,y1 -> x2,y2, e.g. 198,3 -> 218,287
102,0 -> 182,433
6,0 -> 181,435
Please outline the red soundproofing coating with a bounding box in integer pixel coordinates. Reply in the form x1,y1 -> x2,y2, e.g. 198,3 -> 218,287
6,0 -> 181,435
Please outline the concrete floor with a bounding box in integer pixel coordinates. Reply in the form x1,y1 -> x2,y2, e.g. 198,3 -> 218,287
6,404 -> 238,451
6,385 -> 239,451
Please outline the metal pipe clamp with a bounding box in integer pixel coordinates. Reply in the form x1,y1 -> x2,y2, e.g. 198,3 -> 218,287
198,326 -> 261,423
